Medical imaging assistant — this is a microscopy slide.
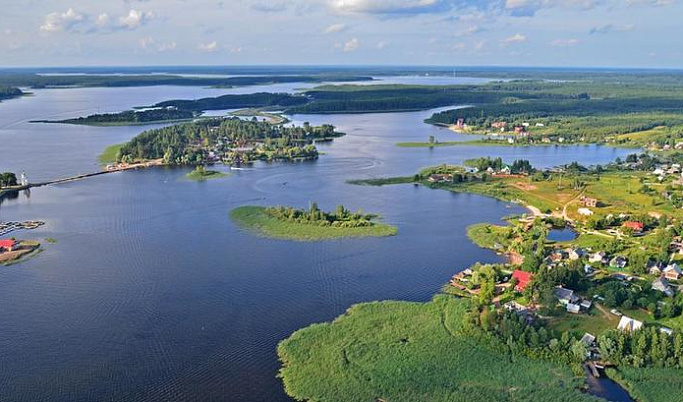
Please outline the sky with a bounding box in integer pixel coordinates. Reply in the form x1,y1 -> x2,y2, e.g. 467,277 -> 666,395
0,0 -> 681,68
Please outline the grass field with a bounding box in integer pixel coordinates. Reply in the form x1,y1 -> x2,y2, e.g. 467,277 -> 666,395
98,143 -> 124,164
278,295 -> 598,402
467,223 -> 510,251
230,206 -> 397,241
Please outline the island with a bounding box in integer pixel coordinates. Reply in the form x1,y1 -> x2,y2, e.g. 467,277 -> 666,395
32,108 -> 201,126
279,154 -> 683,401
0,86 -> 24,102
230,204 -> 397,241
111,117 -> 344,166
0,239 -> 41,266
185,165 -> 229,181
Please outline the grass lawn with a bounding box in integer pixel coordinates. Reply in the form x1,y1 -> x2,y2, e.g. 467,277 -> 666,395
278,295 -> 597,402
98,143 -> 124,164
467,223 -> 510,251
230,206 -> 397,241
546,308 -> 619,336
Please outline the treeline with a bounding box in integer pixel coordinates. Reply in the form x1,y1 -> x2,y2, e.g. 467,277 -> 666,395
266,203 -> 377,228
52,108 -> 198,125
153,93 -> 308,111
0,86 -> 23,100
465,157 -> 534,174
0,172 -> 18,187
0,74 -> 372,89
599,328 -> 683,369
117,117 -> 341,165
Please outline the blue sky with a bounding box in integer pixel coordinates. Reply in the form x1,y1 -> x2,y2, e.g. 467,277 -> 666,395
1,0 -> 681,68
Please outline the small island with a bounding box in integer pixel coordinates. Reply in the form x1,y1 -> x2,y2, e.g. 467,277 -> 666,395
185,165 -> 229,181
0,86 -> 24,103
0,239 -> 41,266
230,204 -> 397,241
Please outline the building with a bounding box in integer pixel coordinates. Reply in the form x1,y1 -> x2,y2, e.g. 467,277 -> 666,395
589,251 -> 608,264
652,277 -> 674,297
578,208 -> 594,216
581,332 -> 596,346
579,196 -> 598,208
567,303 -> 581,314
623,221 -> 645,233
580,299 -> 593,310
512,270 -> 533,292
554,286 -> 579,305
610,256 -> 628,269
663,264 -> 682,281
617,316 -> 644,333
0,239 -> 18,252
427,174 -> 452,183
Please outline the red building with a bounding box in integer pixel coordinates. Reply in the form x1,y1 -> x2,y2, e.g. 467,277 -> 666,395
0,239 -> 18,252
512,270 -> 534,292
623,221 -> 644,233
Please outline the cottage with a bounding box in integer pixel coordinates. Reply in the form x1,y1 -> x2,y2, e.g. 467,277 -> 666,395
663,264 -> 682,281
579,196 -> 598,208
512,270 -> 533,292
554,286 -> 579,305
580,299 -> 593,310
589,251 -> 608,264
610,256 -> 628,269
567,303 -> 581,314
491,121 -> 507,129
566,248 -> 585,261
581,332 -> 596,346
500,166 -> 512,175
427,174 -> 452,183
649,261 -> 664,275
660,327 -> 674,336
652,277 -> 674,297
578,208 -> 594,216
0,239 -> 18,253
617,316 -> 644,333
623,221 -> 644,233
513,126 -> 525,135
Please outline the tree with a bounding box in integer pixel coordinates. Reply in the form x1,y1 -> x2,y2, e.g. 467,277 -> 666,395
0,172 -> 18,187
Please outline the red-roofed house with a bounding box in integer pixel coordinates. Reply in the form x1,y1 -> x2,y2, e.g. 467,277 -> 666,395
623,221 -> 644,233
0,239 -> 18,252
512,270 -> 534,292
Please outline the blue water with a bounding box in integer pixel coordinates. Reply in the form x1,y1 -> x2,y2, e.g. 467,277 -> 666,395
0,80 -> 637,401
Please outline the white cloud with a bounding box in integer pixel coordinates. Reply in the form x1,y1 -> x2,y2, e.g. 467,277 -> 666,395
376,40 -> 387,49
501,33 -> 526,45
343,37 -> 360,51
198,40 -> 219,52
96,13 -> 110,28
550,38 -> 579,46
118,10 -> 154,30
454,26 -> 482,37
140,36 -> 176,52
40,8 -> 85,32
330,0 -> 447,15
324,23 -> 348,33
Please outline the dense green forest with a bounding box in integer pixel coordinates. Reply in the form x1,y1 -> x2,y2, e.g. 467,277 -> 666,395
266,203 -> 378,228
0,86 -> 23,101
0,74 -> 372,89
116,117 -> 342,165
152,93 -> 308,111
38,108 -> 199,125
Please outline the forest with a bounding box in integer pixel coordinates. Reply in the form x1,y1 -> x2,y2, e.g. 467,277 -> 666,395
116,117 -> 342,165
40,108 -> 199,125
0,86 -> 23,101
265,203 -> 377,228
151,93 -> 309,111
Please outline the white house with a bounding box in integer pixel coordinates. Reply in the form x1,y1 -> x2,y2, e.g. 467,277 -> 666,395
617,316 -> 644,333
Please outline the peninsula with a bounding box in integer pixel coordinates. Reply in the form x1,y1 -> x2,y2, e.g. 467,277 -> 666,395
230,204 -> 397,241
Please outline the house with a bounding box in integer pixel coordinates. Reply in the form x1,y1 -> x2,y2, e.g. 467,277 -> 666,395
0,239 -> 18,252
652,277 -> 674,297
623,221 -> 645,233
617,316 -> 644,333
579,196 -> 598,208
580,299 -> 593,310
566,248 -> 585,261
535,123 -> 545,127
550,250 -> 567,263
514,126 -> 525,135
578,208 -> 594,216
500,165 -> 512,175
660,327 -> 674,336
589,251 -> 609,264
567,303 -> 581,314
649,261 -> 664,275
610,256 -> 628,269
512,270 -> 533,292
427,174 -> 452,183
581,332 -> 596,346
663,264 -> 682,281
491,121 -> 507,129
554,286 -> 579,305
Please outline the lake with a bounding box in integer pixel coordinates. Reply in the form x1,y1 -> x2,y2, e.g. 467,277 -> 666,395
0,79 -> 636,401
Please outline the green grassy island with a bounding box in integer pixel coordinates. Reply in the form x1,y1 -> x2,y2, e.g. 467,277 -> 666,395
185,165 -> 229,181
230,204 -> 397,241
278,296 -> 597,402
